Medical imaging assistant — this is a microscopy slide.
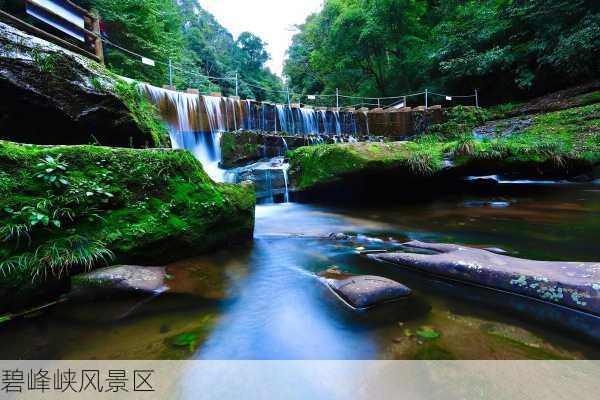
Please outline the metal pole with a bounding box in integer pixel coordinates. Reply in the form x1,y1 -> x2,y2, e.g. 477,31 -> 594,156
336,88 -> 339,109
235,72 -> 239,97
475,89 -> 479,108
425,89 -> 428,110
404,96 -> 407,108
168,58 -> 173,87
377,98 -> 381,108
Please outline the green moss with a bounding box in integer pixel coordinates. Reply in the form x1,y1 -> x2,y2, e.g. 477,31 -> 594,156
411,344 -> 457,360
112,80 -> 170,148
220,132 -> 237,162
576,91 -> 600,106
220,131 -> 264,167
485,332 -> 569,360
0,141 -> 255,292
289,103 -> 599,191
431,106 -> 491,139
468,103 -> 600,165
288,142 -> 445,190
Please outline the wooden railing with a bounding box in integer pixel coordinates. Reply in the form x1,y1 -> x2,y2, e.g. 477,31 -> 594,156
0,0 -> 103,63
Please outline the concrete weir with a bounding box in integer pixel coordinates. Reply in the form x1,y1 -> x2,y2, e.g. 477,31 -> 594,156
139,83 -> 444,139
138,82 -> 445,185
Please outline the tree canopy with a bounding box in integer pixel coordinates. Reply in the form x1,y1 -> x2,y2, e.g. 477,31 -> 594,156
72,0 -> 284,101
284,0 -> 600,105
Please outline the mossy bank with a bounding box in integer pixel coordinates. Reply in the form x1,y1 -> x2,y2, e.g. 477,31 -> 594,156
0,141 -> 255,310
289,103 -> 600,193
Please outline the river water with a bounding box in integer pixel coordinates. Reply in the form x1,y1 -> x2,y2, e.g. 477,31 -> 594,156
1,181 -> 599,360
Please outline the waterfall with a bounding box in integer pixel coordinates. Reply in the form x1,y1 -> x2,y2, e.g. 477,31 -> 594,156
280,137 -> 288,156
225,97 -> 238,131
333,111 -> 342,135
282,163 -> 290,203
276,105 -> 285,133
201,95 -> 227,181
363,111 -> 370,136
140,84 -> 224,182
244,100 -> 254,130
299,108 -> 318,135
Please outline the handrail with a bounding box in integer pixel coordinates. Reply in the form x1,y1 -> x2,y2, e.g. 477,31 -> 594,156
24,0 -> 99,38
0,9 -> 100,62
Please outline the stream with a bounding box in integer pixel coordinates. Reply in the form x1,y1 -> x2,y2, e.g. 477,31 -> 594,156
0,181 -> 599,360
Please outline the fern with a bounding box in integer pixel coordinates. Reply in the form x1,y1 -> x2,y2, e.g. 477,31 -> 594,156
0,236 -> 115,283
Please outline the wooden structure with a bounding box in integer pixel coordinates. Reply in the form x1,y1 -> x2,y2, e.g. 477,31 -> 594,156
0,0 -> 103,63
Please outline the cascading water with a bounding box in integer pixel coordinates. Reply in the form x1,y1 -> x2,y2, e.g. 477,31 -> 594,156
363,111 -> 370,136
200,95 -> 227,181
333,111 -> 342,135
140,84 -> 224,182
139,83 -> 368,201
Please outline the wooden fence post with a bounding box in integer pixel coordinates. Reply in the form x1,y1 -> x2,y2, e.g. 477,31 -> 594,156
91,13 -> 104,64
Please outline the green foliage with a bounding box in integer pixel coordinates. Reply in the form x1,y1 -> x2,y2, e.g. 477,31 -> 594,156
112,80 -> 169,147
416,326 -> 441,340
30,47 -> 56,74
431,106 -> 491,139
288,141 -> 445,190
34,155 -> 69,188
285,0 -> 600,105
0,142 -> 255,290
77,0 -> 284,102
289,103 -> 600,191
171,333 -> 199,352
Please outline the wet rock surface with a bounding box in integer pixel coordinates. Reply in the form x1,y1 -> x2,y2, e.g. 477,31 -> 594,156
0,22 -> 159,147
72,266 -> 168,294
320,271 -> 412,310
370,241 -> 600,315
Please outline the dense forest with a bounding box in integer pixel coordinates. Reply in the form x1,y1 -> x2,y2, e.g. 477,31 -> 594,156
79,0 -> 285,101
284,0 -> 600,105
0,0 -> 284,101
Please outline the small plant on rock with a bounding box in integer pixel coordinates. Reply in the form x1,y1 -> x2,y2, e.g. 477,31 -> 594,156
34,155 -> 69,188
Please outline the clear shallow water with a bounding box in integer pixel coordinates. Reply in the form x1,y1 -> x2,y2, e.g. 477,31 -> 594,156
1,183 -> 599,360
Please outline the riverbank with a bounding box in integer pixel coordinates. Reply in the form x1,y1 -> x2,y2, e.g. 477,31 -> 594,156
288,103 -> 600,194
0,141 -> 255,311
2,185 -> 599,360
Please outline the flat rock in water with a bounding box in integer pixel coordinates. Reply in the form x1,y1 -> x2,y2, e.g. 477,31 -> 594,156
324,275 -> 412,310
370,241 -> 600,315
72,265 -> 168,294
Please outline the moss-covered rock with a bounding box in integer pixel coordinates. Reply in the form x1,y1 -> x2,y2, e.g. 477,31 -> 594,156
0,141 -> 255,311
0,21 -> 168,147
288,141 -> 446,191
289,104 -> 600,192
220,131 -> 313,168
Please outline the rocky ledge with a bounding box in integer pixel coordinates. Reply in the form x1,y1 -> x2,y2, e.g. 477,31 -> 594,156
0,141 -> 255,312
288,103 -> 600,194
369,241 -> 600,316
0,21 -> 168,147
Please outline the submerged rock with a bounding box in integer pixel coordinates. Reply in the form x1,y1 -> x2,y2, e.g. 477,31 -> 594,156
72,266 -> 168,294
329,232 -> 352,241
320,273 -> 412,310
370,241 -> 600,315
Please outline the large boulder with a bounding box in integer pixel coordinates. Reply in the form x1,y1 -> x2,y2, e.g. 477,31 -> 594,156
0,141 -> 255,312
220,130 -> 322,168
0,21 -> 167,147
319,270 -> 412,310
370,241 -> 600,316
